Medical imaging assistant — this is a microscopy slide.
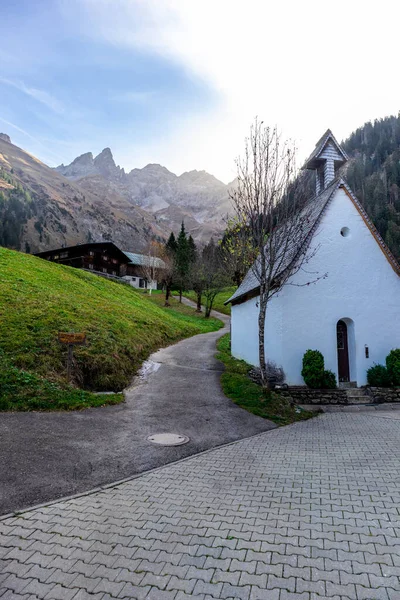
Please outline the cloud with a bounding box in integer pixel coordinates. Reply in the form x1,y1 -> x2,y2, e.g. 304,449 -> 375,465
0,77 -> 64,115
63,0 -> 400,181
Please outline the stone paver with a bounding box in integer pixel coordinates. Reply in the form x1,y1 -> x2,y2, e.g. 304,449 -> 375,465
2,412 -> 400,599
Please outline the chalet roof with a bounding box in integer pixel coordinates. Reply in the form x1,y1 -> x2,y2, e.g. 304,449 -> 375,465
226,178 -> 400,305
34,241 -> 126,258
302,129 -> 348,170
121,251 -> 166,269
35,242 -> 166,269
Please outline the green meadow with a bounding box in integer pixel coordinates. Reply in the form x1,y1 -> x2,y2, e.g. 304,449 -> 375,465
0,248 -> 222,410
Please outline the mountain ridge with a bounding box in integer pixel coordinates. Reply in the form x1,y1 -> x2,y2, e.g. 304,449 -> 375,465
0,135 -> 231,254
55,147 -> 230,186
55,146 -> 232,238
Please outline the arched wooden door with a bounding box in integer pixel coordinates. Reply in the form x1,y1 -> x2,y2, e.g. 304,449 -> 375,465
337,320 -> 350,382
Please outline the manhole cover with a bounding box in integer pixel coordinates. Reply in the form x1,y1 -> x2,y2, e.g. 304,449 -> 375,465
147,433 -> 190,446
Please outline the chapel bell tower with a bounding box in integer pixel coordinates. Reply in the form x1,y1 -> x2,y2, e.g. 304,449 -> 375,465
303,129 -> 348,195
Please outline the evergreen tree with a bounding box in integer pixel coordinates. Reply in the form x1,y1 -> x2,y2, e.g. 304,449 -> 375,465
166,231 -> 178,254
188,234 -> 197,263
343,114 -> 400,261
175,222 -> 190,302
163,231 -> 178,305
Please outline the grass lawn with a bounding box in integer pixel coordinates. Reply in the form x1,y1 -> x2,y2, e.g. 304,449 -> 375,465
138,291 -> 223,333
182,287 -> 236,315
0,248 -> 222,411
216,333 -> 316,426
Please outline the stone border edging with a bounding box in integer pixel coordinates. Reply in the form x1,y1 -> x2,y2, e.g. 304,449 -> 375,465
279,386 -> 400,405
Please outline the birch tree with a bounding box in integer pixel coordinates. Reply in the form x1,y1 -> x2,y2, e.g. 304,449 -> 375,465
230,120 -> 324,388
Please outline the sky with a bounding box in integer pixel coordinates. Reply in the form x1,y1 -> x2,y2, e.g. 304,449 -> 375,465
1,0 -> 399,183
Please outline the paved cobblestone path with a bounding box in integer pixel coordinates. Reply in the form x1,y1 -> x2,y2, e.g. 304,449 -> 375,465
2,412 -> 400,600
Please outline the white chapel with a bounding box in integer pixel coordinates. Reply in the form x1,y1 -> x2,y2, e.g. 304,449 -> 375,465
228,130 -> 400,387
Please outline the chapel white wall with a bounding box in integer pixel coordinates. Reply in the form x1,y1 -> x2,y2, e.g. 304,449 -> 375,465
231,186 -> 400,386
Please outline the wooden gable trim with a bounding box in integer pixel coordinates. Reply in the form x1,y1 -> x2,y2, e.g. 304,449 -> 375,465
230,286 -> 260,306
340,183 -> 400,277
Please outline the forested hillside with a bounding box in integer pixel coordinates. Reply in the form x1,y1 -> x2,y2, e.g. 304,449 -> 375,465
343,115 -> 400,260
0,135 -> 167,254
0,168 -> 36,251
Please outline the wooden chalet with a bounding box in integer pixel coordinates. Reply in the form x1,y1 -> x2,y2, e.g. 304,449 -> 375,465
34,242 -> 165,289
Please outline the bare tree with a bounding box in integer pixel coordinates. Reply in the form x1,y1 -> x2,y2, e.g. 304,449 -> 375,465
230,119 -> 324,388
202,239 -> 231,318
220,217 -> 258,286
139,241 -> 163,295
160,247 -> 175,307
190,253 -> 206,312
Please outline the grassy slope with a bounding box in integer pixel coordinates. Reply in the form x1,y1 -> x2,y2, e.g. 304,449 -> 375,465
216,334 -> 315,426
182,287 -> 236,315
0,248 -> 222,410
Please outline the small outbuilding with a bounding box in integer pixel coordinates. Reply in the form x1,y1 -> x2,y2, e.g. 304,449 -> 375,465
227,130 -> 400,387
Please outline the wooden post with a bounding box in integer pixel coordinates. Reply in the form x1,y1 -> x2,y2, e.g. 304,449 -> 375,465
67,344 -> 73,382
58,332 -> 86,383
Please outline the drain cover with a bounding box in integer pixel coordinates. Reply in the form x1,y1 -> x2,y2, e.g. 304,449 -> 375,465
147,433 -> 189,446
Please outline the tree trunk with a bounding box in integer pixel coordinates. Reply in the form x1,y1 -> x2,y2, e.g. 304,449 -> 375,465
165,284 -> 171,307
179,287 -> 182,303
196,292 -> 202,312
204,297 -> 210,318
148,287 -> 152,296
258,289 -> 269,389
204,294 -> 216,318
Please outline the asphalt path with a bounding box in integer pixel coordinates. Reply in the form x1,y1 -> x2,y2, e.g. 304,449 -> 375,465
0,303 -> 275,515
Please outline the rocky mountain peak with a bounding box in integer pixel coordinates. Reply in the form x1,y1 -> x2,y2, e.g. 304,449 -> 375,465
178,169 -> 225,188
0,133 -> 11,143
127,163 -> 176,186
142,163 -> 172,172
71,152 -> 94,166
95,147 -> 113,161
54,145 -> 231,237
94,148 -> 124,179
54,152 -> 95,179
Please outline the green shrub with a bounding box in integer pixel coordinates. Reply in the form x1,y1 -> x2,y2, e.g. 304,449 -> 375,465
386,349 -> 400,386
301,349 -> 336,389
322,370 -> 337,389
367,364 -> 392,387
302,349 -> 324,388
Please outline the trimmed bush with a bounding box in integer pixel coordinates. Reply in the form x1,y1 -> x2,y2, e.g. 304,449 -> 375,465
302,349 -> 324,388
322,370 -> 337,389
367,364 -> 392,387
301,349 -> 337,389
386,349 -> 400,386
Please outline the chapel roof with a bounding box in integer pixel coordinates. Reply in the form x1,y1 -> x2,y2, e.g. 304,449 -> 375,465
226,177 -> 400,305
226,179 -> 340,305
